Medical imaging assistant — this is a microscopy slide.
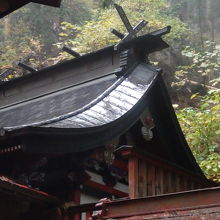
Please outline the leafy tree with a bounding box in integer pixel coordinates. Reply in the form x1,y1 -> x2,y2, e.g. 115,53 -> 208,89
57,0 -> 189,59
173,41 -> 220,89
176,90 -> 220,182
0,0 -> 94,76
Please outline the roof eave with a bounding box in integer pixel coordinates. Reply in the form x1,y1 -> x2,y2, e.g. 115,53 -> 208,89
0,0 -> 61,18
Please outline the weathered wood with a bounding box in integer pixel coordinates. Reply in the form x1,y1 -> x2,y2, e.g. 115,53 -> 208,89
176,175 -> 181,192
171,172 -> 177,192
120,149 -> 212,188
147,164 -> 156,196
90,187 -> 220,220
138,159 -> 147,197
190,181 -> 195,190
159,168 -> 164,194
155,167 -> 163,195
167,171 -> 173,193
123,148 -> 214,198
127,156 -> 194,196
129,157 -> 139,198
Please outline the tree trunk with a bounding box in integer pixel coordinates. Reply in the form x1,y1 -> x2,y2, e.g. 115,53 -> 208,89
197,0 -> 204,47
3,16 -> 11,41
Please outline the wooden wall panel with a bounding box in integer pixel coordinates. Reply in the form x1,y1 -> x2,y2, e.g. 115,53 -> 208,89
127,157 -> 211,198
120,148 -> 214,199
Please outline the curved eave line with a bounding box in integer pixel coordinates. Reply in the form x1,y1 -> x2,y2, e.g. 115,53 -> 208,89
41,63 -> 156,128
3,63 -> 156,131
1,63 -> 158,139
2,64 -> 134,130
3,74 -> 157,148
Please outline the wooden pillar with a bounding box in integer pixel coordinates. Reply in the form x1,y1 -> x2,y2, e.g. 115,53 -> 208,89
68,190 -> 81,220
128,156 -> 139,199
138,159 -> 147,197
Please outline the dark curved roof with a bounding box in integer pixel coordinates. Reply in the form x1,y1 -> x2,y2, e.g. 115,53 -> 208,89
0,61 -> 159,154
0,26 -> 206,177
0,63 -> 156,130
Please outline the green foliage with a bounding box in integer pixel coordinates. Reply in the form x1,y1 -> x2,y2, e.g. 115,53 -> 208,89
0,37 -> 43,73
57,0 -> 189,58
0,0 -> 94,75
173,41 -> 220,89
176,90 -> 220,182
16,0 -> 93,50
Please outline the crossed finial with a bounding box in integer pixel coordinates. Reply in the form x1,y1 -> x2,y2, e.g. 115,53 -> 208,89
112,4 -> 148,50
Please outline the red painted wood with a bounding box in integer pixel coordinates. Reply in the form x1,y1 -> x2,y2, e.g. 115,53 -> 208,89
120,149 -> 213,188
112,159 -> 128,171
85,180 -> 128,198
129,157 -> 139,199
90,187 -> 220,220
86,211 -> 92,220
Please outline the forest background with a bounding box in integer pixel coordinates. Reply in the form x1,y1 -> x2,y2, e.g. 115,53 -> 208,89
0,0 -> 219,182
